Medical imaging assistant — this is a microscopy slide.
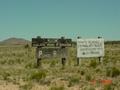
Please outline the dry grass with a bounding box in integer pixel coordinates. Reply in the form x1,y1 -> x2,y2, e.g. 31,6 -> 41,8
0,44 -> 120,90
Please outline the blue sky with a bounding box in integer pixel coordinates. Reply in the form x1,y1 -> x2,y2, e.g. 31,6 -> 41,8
0,0 -> 120,41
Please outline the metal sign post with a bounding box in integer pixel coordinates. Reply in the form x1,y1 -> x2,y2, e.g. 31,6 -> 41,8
77,37 -> 104,65
76,36 -> 81,65
98,37 -> 104,63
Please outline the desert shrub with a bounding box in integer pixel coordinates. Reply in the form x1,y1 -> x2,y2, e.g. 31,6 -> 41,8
29,70 -> 46,82
68,76 -> 80,87
89,87 -> 96,90
85,74 -> 92,81
95,68 -> 102,73
25,62 -> 37,69
7,59 -> 15,65
6,58 -> 25,65
111,67 -> 120,77
50,86 -> 65,90
41,79 -> 51,85
80,70 -> 85,75
89,60 -> 97,68
103,58 -> 109,64
12,52 -> 16,56
16,58 -> 24,64
19,82 -> 33,90
103,85 -> 114,90
2,71 -> 10,80
106,67 -> 111,77
82,85 -> 95,90
24,44 -> 30,49
0,60 -> 7,64
106,67 -> 120,77
50,60 -> 57,67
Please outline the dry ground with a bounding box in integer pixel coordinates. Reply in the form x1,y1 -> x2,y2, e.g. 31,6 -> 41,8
0,44 -> 120,90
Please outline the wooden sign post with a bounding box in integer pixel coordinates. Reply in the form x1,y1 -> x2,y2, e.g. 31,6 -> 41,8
36,46 -> 42,67
76,36 -> 81,66
32,36 -> 72,67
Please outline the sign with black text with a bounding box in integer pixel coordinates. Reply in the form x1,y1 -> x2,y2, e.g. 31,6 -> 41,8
77,39 -> 104,57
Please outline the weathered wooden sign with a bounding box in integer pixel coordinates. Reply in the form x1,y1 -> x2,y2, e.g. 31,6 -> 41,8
32,36 -> 72,67
77,38 -> 104,58
32,36 -> 72,47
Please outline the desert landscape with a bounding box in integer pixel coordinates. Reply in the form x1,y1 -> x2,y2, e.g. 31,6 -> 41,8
0,1 -> 120,90
0,38 -> 120,90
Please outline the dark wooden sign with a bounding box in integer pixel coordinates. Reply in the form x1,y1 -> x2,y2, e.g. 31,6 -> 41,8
32,36 -> 72,47
31,36 -> 72,67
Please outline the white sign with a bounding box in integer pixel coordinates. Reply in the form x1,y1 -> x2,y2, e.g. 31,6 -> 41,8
77,39 -> 104,57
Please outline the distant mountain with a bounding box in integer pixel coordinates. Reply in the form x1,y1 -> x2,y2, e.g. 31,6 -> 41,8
0,37 -> 31,45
